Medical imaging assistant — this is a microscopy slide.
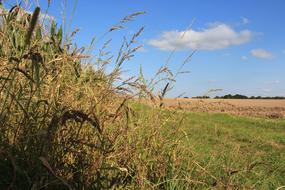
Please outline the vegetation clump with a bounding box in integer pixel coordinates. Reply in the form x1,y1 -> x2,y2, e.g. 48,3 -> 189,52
0,3 -> 181,189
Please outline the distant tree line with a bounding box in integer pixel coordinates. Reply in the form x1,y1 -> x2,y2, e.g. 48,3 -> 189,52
188,94 -> 285,99
215,94 -> 285,99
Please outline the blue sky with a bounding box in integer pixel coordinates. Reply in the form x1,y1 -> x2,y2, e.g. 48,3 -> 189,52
4,0 -> 285,97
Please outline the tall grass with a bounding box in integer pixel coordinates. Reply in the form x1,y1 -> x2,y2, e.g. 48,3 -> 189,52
0,2 -> 190,189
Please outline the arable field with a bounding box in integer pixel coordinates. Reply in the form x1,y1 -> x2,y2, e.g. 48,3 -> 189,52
162,98 -> 285,119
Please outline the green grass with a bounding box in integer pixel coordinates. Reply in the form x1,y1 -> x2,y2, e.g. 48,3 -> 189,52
134,104 -> 285,189
182,112 -> 285,186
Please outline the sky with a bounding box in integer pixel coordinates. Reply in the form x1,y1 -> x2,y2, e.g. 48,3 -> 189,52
3,0 -> 285,97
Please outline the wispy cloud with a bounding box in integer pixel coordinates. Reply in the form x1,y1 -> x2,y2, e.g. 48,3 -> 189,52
241,56 -> 248,60
260,80 -> 281,95
282,49 -> 285,54
251,49 -> 274,59
264,80 -> 280,85
148,24 -> 253,51
137,46 -> 147,53
261,88 -> 272,93
241,17 -> 249,24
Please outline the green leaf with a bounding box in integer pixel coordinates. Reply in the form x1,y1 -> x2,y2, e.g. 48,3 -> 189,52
50,20 -> 56,37
139,65 -> 147,85
36,27 -> 42,40
57,25 -> 63,44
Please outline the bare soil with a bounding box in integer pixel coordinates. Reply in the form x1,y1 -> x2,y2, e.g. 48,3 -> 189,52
162,98 -> 285,119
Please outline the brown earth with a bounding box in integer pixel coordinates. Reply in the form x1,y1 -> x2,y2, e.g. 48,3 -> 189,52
161,98 -> 285,119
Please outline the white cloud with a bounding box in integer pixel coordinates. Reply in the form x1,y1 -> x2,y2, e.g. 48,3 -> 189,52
241,17 -> 249,24
251,49 -> 274,59
264,80 -> 280,85
149,24 -> 252,51
241,56 -> 248,60
261,88 -> 272,92
282,49 -> 285,54
137,46 -> 147,53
